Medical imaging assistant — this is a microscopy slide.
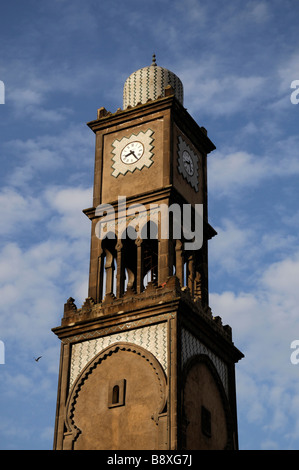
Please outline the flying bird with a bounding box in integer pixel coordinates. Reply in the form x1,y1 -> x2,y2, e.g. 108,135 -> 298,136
34,356 -> 42,362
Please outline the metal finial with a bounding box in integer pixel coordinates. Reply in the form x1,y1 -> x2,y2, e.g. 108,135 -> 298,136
151,53 -> 157,66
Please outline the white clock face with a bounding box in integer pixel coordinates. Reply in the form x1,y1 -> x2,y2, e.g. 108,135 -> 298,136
183,150 -> 194,176
111,129 -> 155,178
120,141 -> 144,164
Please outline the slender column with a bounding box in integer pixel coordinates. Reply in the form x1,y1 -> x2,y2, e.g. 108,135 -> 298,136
187,254 -> 194,297
96,248 -> 104,302
116,240 -> 125,298
175,240 -> 184,287
158,238 -> 171,285
104,250 -> 114,296
136,237 -> 144,293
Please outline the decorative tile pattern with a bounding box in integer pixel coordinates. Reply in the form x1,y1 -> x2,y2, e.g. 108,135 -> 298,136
70,322 -> 168,389
181,328 -> 229,396
123,64 -> 183,109
111,129 -> 155,178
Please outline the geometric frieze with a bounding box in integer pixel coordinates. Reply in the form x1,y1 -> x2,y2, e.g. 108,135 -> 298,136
69,322 -> 167,389
181,327 -> 229,396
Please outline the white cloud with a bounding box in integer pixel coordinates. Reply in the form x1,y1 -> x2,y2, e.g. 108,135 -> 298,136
2,372 -> 34,397
210,249 -> 299,448
11,88 -> 43,107
4,124 -> 93,188
0,183 -> 92,244
0,236 -> 89,350
261,252 -> 299,308
44,185 -> 92,238
45,186 -> 92,214
6,73 -> 75,122
0,0 -> 298,451
277,53 -> 299,92
5,138 -> 62,187
208,150 -> 269,195
173,0 -> 208,28
23,105 -> 73,123
0,188 -> 44,235
182,65 -> 267,116
209,219 -> 257,274
208,135 -> 299,196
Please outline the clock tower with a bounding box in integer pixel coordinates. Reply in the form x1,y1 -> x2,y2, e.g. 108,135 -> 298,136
52,55 -> 243,450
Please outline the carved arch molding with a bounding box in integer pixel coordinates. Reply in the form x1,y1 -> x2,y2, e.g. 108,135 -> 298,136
63,342 -> 167,450
182,354 -> 236,450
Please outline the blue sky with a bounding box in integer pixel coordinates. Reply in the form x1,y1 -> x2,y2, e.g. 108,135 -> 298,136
0,0 -> 299,450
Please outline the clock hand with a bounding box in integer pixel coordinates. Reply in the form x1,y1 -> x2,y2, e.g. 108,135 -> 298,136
124,150 -> 133,157
124,150 -> 138,161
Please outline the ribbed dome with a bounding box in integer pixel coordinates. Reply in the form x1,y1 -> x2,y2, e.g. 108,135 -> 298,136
123,55 -> 183,109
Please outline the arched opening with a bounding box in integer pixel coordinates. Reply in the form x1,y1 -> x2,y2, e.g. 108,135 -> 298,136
141,221 -> 158,287
122,228 -> 138,293
101,234 -> 117,299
